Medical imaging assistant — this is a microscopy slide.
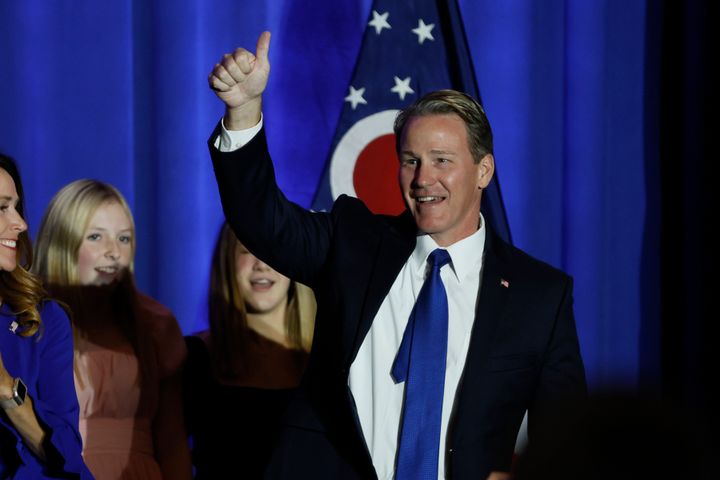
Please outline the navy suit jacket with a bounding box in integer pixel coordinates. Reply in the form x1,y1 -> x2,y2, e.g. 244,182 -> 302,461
210,126 -> 586,479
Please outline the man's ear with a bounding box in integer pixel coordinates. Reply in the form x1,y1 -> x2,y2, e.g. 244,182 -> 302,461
477,154 -> 495,189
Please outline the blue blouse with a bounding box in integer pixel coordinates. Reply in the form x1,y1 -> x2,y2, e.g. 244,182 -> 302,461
0,300 -> 92,479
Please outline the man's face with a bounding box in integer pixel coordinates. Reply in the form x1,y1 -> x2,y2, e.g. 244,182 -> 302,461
398,114 -> 494,246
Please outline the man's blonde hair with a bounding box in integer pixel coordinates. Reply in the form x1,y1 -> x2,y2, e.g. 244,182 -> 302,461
394,89 -> 493,164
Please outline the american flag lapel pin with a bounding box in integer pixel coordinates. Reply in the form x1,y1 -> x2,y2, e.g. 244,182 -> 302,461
500,279 -> 510,288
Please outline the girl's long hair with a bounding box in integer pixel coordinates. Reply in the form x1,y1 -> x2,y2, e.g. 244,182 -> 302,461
32,179 -> 150,382
207,222 -> 315,378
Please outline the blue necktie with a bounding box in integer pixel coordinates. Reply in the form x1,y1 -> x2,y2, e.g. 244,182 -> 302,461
392,248 -> 452,480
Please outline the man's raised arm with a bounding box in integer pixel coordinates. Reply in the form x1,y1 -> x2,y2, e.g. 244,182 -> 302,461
208,31 -> 270,131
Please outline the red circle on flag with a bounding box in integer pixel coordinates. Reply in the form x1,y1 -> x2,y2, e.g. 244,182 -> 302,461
352,134 -> 405,215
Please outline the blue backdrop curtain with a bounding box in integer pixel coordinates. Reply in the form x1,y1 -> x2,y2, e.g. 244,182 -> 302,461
0,1 -> 666,394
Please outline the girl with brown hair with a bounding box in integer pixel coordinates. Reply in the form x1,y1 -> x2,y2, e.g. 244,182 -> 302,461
183,222 -> 315,478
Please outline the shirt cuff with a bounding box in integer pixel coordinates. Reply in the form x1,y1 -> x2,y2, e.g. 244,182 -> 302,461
214,114 -> 264,152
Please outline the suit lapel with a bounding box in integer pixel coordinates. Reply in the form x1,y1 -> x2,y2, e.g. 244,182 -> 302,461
337,211 -> 416,478
470,228 -> 514,359
449,228 -> 514,445
347,211 -> 416,365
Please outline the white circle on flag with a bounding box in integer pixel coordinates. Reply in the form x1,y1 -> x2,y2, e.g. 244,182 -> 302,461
330,109 -> 400,199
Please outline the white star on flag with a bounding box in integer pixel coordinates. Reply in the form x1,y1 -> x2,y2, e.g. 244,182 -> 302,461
344,86 -> 367,110
391,76 -> 414,100
312,0 -> 511,244
368,10 -> 391,35
412,19 -> 435,44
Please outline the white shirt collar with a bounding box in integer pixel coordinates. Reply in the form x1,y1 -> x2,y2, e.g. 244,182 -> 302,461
410,214 -> 486,284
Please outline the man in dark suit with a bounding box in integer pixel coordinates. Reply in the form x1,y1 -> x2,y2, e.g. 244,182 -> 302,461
207,32 -> 586,479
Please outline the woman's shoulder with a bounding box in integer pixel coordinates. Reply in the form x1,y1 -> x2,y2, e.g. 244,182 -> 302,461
135,291 -> 182,337
38,298 -> 68,317
37,299 -> 72,332
135,291 -> 175,321
184,330 -> 211,367
31,300 -> 74,353
191,329 -> 212,345
135,291 -> 187,376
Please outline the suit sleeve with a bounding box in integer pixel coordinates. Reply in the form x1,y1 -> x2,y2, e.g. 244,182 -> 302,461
209,124 -> 333,287
528,276 -> 587,438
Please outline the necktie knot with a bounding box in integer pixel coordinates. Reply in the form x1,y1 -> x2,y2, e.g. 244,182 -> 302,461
428,248 -> 451,270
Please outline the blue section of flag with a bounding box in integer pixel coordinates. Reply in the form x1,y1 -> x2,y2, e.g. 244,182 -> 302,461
312,0 -> 511,244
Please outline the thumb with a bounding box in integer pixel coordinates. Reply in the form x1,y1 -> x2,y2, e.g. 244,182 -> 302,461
255,31 -> 271,68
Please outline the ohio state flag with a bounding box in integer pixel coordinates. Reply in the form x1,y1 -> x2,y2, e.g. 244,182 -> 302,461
311,0 -> 511,243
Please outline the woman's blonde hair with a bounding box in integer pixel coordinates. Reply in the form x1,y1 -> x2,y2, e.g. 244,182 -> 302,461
33,179 -> 136,285
0,154 -> 47,337
208,222 -> 316,378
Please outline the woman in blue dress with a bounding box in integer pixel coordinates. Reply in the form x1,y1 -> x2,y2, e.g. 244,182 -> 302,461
0,153 -> 90,478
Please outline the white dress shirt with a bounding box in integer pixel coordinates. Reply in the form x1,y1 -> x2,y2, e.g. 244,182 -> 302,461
349,228 -> 485,479
218,119 -> 486,479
